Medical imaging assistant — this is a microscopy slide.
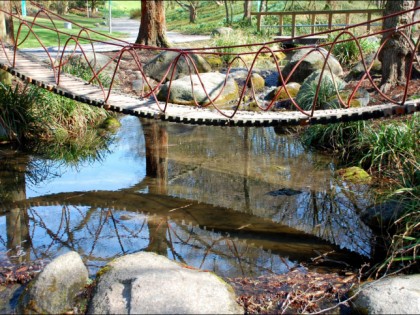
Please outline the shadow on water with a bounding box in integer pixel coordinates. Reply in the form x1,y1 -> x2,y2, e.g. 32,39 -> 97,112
0,116 -> 375,278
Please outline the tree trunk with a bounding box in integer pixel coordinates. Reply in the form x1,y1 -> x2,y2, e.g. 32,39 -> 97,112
188,4 -> 197,23
378,0 -> 415,93
0,1 -> 14,85
135,0 -> 169,48
224,0 -> 230,25
243,0 -> 252,23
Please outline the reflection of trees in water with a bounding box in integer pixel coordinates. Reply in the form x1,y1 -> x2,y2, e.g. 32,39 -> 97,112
1,206 -> 294,277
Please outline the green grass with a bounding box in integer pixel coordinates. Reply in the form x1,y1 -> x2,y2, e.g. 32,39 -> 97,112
13,14 -> 126,48
102,0 -> 141,18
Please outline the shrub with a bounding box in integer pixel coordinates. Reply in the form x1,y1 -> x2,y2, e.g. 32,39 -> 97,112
296,72 -> 346,111
329,34 -> 380,67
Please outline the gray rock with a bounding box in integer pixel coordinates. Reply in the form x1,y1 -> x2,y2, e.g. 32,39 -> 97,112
66,52 -> 117,76
88,252 -> 242,314
226,69 -> 265,91
351,274 -> 420,314
0,284 -> 23,314
281,48 -> 343,83
157,72 -> 239,108
143,51 -> 212,82
17,251 -> 88,314
347,53 -> 382,80
132,77 -> 156,94
211,27 -> 234,37
360,200 -> 406,229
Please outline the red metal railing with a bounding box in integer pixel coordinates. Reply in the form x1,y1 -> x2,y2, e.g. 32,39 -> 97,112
0,1 -> 419,119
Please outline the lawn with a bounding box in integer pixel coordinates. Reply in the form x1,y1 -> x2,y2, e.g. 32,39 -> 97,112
13,13 -> 126,48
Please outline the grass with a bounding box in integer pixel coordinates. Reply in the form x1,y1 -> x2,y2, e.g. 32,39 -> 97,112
13,14 -> 126,49
0,81 -> 113,154
301,114 -> 420,276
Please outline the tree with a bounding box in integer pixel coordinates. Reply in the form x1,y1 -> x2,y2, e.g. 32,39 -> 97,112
223,0 -> 234,25
243,0 -> 252,24
175,1 -> 200,23
378,0 -> 415,93
0,1 -> 14,85
135,0 -> 169,47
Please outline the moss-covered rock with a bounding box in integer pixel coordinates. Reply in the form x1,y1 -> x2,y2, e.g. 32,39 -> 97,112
336,166 -> 371,184
101,117 -> 121,132
267,82 -> 301,101
247,73 -> 265,91
17,251 -> 88,314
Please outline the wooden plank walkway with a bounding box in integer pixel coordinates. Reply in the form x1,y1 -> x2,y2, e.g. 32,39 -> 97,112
0,47 -> 419,127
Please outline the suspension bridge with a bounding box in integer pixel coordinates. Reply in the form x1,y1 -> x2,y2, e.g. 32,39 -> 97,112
0,2 -> 419,127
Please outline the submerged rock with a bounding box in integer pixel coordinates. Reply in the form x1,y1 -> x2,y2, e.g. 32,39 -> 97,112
351,274 -> 420,314
88,251 -> 242,314
266,188 -> 303,196
17,251 -> 88,314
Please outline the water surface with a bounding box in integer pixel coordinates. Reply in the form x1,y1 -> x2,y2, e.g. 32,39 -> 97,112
0,115 -> 374,278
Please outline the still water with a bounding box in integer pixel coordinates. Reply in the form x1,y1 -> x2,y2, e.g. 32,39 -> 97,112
0,115 -> 375,278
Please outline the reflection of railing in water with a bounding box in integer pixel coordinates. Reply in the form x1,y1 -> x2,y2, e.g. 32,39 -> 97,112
0,2 -> 419,125
1,205 -> 301,277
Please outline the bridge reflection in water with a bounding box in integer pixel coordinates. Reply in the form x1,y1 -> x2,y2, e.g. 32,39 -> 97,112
0,116 -> 374,277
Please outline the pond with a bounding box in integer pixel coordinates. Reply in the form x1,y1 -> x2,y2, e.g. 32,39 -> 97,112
0,115 -> 375,279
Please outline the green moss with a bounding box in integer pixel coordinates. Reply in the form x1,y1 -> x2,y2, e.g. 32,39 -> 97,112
100,117 -> 121,131
268,83 -> 301,101
337,166 -> 371,184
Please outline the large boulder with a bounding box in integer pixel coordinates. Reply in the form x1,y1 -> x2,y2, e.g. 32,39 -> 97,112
143,51 -> 212,82
157,72 -> 239,108
351,274 -> 420,314
346,53 -> 382,80
88,252 -> 242,314
17,251 -> 88,314
281,48 -> 343,84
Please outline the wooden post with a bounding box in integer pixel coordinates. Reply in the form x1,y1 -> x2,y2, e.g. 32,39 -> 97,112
345,13 -> 350,27
278,14 -> 283,35
291,13 -> 296,37
328,12 -> 333,29
367,12 -> 372,32
257,13 -> 261,32
311,13 -> 316,34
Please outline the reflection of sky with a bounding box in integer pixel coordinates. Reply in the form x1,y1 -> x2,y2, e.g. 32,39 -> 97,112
26,116 -> 146,197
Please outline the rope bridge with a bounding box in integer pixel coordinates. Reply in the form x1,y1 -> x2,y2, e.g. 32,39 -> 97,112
0,2 -> 419,127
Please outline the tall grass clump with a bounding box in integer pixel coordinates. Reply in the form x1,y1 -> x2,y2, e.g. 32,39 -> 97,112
0,83 -> 39,142
62,56 -> 112,88
0,82 -> 113,149
301,120 -> 367,161
295,72 -> 346,111
360,114 -> 419,188
329,34 -> 380,67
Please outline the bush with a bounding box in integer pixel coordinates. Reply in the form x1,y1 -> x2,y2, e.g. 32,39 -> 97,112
360,114 -> 419,187
329,34 -> 380,67
296,72 -> 346,111
0,83 -> 39,142
0,82 -> 111,146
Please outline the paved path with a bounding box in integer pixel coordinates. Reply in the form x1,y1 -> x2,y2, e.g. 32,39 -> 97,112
21,17 -> 211,59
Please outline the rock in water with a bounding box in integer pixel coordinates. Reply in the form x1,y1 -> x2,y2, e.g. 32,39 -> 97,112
88,251 -> 243,314
351,274 -> 420,314
17,251 -> 88,314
